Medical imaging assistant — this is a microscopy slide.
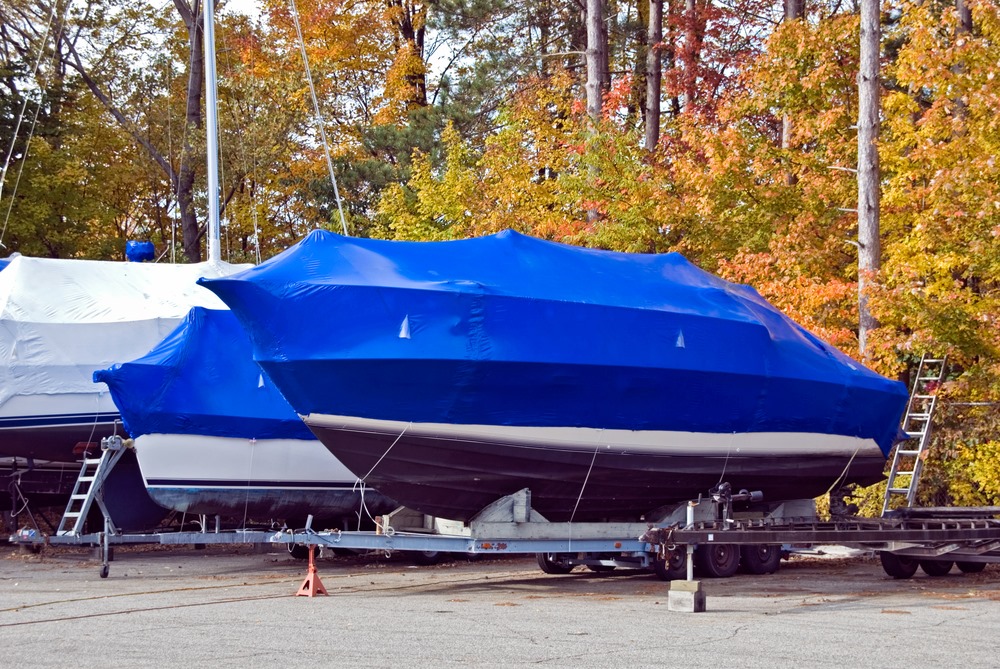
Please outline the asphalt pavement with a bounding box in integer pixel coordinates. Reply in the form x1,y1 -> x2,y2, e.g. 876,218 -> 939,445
2,543 -> 999,667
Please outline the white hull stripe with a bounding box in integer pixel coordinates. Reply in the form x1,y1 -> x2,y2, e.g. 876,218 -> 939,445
304,413 -> 886,459
145,480 -> 361,491
133,433 -> 360,486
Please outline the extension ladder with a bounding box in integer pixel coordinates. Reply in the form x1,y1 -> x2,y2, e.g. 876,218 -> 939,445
882,354 -> 948,515
56,436 -> 127,536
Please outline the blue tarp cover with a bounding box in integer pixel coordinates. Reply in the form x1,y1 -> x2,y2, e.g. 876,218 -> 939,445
202,230 -> 909,455
126,240 -> 156,262
95,307 -> 314,441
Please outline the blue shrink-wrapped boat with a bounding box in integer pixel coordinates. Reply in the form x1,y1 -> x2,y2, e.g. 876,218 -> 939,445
201,230 -> 909,523
94,307 -> 395,523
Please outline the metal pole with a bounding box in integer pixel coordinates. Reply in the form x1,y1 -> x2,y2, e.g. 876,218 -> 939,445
686,501 -> 695,581
202,0 -> 221,263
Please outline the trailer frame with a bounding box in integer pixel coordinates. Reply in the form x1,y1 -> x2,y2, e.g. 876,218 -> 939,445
12,483 -> 1000,584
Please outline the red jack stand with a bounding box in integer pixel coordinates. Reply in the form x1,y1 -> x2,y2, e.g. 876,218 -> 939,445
295,545 -> 328,597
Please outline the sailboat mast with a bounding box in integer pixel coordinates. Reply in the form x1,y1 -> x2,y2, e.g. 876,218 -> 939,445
202,0 -> 221,264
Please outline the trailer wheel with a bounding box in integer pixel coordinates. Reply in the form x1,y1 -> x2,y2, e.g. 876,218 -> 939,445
409,550 -> 443,566
652,548 -> 687,581
695,544 -> 740,578
919,560 -> 953,577
536,553 -> 575,575
740,544 -> 782,575
956,561 -> 986,574
879,551 -> 918,579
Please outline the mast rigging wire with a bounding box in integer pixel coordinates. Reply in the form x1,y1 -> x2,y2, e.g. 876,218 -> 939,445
287,0 -> 349,235
0,1 -> 60,247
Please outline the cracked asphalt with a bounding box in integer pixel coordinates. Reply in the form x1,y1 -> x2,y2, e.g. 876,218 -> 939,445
2,543 -> 999,667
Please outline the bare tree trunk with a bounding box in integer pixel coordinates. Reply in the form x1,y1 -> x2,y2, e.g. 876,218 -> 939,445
682,0 -> 698,111
781,0 -> 803,186
47,10 -> 67,151
388,0 -> 427,109
666,0 -> 681,117
175,0 -> 205,263
65,0 -> 208,263
585,0 -> 607,224
586,0 -> 607,124
631,1 -> 648,127
857,0 -> 881,358
953,0 -> 972,122
956,0 -> 972,31
644,0 -> 663,151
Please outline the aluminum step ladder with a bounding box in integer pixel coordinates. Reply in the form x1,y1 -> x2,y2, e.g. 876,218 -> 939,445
56,436 -> 127,536
881,354 -> 948,515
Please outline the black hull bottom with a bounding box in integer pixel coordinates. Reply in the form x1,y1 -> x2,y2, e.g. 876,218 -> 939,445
145,487 -> 398,524
309,424 -> 886,523
2,451 -> 167,533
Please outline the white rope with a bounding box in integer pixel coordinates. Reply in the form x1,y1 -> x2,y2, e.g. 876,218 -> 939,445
287,0 -> 348,235
359,422 -> 411,483
241,438 -> 258,529
569,445 -> 600,525
85,391 -> 104,446
351,478 -> 375,530
715,432 -> 736,485
824,441 -> 865,497
166,58 -> 177,263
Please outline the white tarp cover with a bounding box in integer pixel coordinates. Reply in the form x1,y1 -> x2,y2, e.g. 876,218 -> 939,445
0,255 -> 249,411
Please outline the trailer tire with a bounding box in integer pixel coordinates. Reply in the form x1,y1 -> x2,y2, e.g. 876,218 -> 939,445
695,544 -> 740,578
919,560 -> 953,577
536,553 -> 575,575
956,561 -> 986,574
879,551 -> 919,579
652,549 -> 687,581
410,550 -> 443,566
740,544 -> 782,575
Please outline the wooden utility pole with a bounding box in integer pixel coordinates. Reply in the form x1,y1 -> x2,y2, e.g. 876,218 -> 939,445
857,0 -> 881,358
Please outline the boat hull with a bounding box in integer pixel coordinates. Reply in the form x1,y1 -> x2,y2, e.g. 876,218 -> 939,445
305,414 -> 886,522
134,433 -> 396,522
201,231 -> 908,523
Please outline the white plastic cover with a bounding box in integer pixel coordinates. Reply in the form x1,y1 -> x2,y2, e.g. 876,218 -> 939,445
0,255 -> 249,412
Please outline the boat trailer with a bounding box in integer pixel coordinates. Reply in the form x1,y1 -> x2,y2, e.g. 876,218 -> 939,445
13,483 -> 1000,598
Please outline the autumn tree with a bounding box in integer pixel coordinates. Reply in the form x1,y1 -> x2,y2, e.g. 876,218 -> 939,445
866,0 -> 1000,506
0,0 -> 118,258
